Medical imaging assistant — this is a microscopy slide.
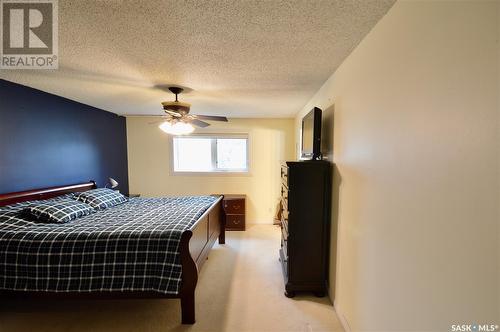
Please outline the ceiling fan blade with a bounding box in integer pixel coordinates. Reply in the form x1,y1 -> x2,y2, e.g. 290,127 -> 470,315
190,119 -> 211,128
165,110 -> 182,117
194,115 -> 228,122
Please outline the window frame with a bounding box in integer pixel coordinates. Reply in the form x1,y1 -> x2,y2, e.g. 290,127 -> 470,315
169,133 -> 251,176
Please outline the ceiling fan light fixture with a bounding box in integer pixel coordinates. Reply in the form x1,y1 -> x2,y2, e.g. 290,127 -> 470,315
159,121 -> 195,135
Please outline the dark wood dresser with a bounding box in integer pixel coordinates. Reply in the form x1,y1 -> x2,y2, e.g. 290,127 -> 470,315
279,160 -> 331,297
223,194 -> 246,231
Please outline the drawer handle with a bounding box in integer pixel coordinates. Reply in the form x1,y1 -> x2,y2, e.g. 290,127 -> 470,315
233,205 -> 240,210
233,219 -> 240,224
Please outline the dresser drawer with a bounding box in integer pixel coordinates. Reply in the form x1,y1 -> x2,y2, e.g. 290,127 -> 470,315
281,196 -> 289,213
226,214 -> 245,230
281,232 -> 288,258
281,224 -> 288,241
281,206 -> 289,223
281,183 -> 288,200
223,199 -> 245,214
281,165 -> 289,188
281,217 -> 288,235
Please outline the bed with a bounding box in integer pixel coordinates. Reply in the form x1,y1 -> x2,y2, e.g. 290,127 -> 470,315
0,181 -> 225,324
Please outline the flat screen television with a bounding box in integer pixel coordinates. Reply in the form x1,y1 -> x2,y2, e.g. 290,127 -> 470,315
301,107 -> 322,160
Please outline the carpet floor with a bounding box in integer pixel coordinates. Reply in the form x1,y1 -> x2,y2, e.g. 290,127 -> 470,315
0,225 -> 343,332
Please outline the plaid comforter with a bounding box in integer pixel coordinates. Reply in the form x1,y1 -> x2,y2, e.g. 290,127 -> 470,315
0,196 -> 218,295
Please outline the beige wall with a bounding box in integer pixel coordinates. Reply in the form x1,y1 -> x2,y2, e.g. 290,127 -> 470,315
295,1 -> 499,331
127,118 -> 295,223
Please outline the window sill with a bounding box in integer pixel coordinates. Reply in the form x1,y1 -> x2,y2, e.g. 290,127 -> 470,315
170,171 -> 252,177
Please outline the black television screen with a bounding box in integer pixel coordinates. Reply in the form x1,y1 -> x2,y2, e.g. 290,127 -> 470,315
301,107 -> 322,160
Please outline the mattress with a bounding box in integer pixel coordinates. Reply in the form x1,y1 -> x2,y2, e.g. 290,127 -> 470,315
0,195 -> 218,295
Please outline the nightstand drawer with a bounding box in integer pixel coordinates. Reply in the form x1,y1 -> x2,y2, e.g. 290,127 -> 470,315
222,194 -> 246,231
223,199 -> 245,214
226,214 -> 245,230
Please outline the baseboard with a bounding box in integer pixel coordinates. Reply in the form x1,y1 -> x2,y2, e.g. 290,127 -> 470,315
334,300 -> 351,332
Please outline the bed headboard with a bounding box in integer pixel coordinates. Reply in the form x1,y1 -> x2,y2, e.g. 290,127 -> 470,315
0,181 -> 97,207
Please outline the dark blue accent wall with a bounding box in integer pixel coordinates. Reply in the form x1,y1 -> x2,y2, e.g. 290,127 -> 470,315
0,79 -> 129,195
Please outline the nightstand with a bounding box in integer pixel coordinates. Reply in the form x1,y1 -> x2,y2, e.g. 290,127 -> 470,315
222,194 -> 246,231
127,194 -> 141,198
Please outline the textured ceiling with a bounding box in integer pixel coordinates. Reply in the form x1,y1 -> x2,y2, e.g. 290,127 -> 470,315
1,0 -> 395,117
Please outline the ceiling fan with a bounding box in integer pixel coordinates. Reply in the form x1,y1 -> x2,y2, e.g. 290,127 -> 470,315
151,87 -> 228,134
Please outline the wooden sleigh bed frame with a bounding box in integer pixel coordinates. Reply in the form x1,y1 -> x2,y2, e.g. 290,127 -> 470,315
0,181 -> 225,324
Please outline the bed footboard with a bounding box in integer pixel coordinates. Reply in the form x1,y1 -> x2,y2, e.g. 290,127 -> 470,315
179,231 -> 197,324
178,196 -> 224,324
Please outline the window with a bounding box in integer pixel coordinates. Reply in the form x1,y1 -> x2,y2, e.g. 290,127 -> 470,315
173,135 -> 249,173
